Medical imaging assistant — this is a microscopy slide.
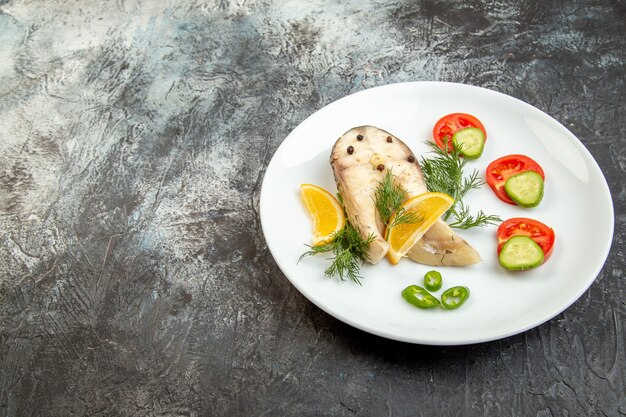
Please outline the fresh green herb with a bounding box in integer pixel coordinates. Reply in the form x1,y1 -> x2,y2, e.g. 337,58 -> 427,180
336,192 -> 344,207
420,141 -> 480,214
373,170 -> 422,229
388,208 -> 422,229
299,222 -> 374,284
420,142 -> 501,229
373,170 -> 405,225
446,201 -> 502,230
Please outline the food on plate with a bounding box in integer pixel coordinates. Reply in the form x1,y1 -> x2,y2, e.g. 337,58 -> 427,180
441,286 -> 470,310
374,169 -> 482,265
497,217 -> 555,261
330,126 -> 423,263
299,221 -> 374,284
420,142 -> 501,230
385,192 -> 454,264
423,270 -> 442,291
432,113 -> 487,155
330,125 -> 481,266
374,169 -> 422,231
407,213 -> 483,266
498,236 -> 544,271
452,127 -> 485,159
402,271 -> 471,310
299,184 -> 346,245
402,285 -> 441,309
486,154 -> 545,205
504,171 -> 544,208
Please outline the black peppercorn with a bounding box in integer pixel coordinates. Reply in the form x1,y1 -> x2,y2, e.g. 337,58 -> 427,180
357,134 -> 363,141
408,155 -> 415,163
386,136 -> 392,143
347,145 -> 354,154
376,164 -> 384,171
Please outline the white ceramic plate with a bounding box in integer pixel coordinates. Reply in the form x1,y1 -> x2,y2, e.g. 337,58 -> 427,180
260,82 -> 614,345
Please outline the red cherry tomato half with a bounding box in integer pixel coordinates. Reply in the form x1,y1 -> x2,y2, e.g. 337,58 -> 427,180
486,154 -> 545,205
497,217 -> 555,261
433,113 -> 487,152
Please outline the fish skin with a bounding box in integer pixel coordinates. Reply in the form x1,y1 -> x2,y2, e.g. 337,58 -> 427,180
330,125 -> 480,266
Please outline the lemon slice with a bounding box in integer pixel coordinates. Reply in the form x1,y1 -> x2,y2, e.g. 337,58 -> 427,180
300,184 -> 346,246
386,192 -> 454,264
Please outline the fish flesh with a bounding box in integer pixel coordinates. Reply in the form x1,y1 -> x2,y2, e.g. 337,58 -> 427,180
330,125 -> 480,266
408,221 -> 481,266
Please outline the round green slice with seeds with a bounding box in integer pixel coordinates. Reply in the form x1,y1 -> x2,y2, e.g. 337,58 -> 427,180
504,170 -> 544,208
452,127 -> 485,159
498,235 -> 545,271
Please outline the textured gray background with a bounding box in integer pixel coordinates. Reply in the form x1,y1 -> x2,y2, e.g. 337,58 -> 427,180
0,0 -> 624,416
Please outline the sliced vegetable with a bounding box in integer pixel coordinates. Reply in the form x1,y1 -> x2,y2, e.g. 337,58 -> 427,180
300,184 -> 346,245
441,286 -> 470,309
433,113 -> 487,152
385,192 -> 454,265
452,127 -> 485,159
423,270 -> 442,292
402,285 -> 441,309
486,155 -> 545,205
498,236 -> 544,271
420,143 -> 501,230
504,171 -> 544,208
497,217 -> 555,261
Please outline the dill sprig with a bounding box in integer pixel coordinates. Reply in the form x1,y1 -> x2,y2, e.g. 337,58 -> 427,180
299,222 -> 374,285
374,170 -> 422,228
446,201 -> 502,230
421,141 -> 501,229
374,170 -> 406,225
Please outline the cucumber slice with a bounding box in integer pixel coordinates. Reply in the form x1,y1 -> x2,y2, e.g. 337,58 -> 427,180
504,171 -> 544,207
452,127 -> 485,159
498,236 -> 544,270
